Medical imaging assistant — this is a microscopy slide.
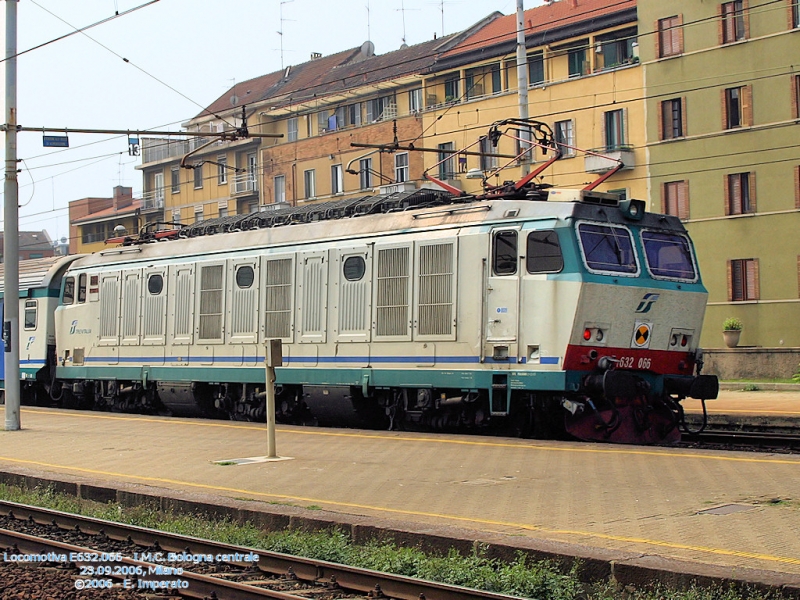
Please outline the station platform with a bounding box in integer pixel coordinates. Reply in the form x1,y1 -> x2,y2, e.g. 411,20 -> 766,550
0,391 -> 799,593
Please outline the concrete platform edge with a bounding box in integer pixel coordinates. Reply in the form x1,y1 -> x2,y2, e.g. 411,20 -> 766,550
0,467 -> 798,597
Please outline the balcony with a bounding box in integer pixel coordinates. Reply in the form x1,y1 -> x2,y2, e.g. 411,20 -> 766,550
141,136 -> 217,164
231,173 -> 258,196
141,189 -> 165,211
584,147 -> 635,174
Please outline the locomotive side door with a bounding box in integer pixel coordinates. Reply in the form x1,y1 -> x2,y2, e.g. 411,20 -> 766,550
483,227 -> 521,416
484,228 -> 521,361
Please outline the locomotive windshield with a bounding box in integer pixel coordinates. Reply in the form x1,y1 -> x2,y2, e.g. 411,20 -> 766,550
641,231 -> 697,281
576,223 -> 638,275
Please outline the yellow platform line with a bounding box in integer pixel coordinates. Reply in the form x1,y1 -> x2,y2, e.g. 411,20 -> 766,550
21,408 -> 800,466
0,454 -> 797,568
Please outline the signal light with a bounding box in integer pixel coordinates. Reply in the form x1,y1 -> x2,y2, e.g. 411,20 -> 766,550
681,335 -> 688,347
583,328 -> 592,341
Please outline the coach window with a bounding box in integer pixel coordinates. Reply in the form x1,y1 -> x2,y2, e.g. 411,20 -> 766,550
24,300 -> 37,330
493,230 -> 518,275
526,230 -> 564,273
148,274 -> 164,295
63,277 -> 75,305
77,274 -> 87,304
236,266 -> 255,288
343,256 -> 366,281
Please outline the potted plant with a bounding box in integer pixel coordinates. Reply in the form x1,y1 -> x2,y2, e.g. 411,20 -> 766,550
722,317 -> 743,348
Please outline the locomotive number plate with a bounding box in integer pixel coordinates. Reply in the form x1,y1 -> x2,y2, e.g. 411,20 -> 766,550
617,356 -> 652,370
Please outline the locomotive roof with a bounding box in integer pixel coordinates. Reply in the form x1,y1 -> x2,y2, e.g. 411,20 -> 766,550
72,188 -> 685,270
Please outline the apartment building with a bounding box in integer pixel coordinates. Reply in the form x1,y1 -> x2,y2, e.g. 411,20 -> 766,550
67,186 -> 141,254
419,0 -> 645,202
640,0 -> 800,347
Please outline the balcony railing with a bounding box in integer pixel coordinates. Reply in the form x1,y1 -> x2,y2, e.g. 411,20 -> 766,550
141,189 -> 165,211
584,146 -> 635,174
141,136 -> 218,164
231,173 -> 258,196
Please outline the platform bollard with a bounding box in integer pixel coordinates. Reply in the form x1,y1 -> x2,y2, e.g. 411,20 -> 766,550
264,339 -> 282,459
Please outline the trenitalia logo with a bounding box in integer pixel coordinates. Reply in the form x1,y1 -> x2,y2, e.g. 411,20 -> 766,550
69,320 -> 92,335
635,293 -> 660,313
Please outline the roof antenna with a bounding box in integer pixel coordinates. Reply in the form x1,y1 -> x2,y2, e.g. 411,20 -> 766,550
278,0 -> 294,70
366,0 -> 371,43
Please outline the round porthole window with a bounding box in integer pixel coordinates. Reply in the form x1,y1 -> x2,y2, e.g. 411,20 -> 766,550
148,274 -> 163,295
236,266 -> 255,288
343,256 -> 366,281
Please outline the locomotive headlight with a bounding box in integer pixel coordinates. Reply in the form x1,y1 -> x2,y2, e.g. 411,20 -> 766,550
595,329 -> 604,342
670,334 -> 679,347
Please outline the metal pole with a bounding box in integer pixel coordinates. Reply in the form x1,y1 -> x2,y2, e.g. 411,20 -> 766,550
515,0 -> 530,176
4,0 -> 20,431
264,340 -> 282,458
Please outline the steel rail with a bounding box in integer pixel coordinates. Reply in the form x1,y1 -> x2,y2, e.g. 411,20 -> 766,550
0,500 -> 527,600
682,430 -> 800,449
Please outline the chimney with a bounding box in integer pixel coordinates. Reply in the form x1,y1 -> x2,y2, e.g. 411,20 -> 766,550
310,52 -> 322,60
113,185 -> 133,210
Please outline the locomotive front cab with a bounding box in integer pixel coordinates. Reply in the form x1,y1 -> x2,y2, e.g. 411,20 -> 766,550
559,199 -> 718,443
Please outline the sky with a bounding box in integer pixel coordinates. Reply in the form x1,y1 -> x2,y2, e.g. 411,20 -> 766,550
0,0 -> 533,246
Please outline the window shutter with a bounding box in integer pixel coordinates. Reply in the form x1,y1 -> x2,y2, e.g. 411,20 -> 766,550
721,89 -> 728,130
742,85 -> 753,126
743,0 -> 751,39
797,255 -> 800,299
654,20 -> 662,57
677,14 -> 684,53
748,171 -> 756,212
657,100 -> 665,140
746,259 -> 758,300
678,180 -> 690,220
727,260 -> 734,301
718,3 -> 726,45
723,173 -> 731,215
681,97 -> 688,137
792,75 -> 799,120
661,182 -> 667,213
795,165 -> 800,209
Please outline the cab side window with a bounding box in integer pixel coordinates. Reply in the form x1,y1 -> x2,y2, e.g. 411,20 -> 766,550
493,230 -> 518,275
526,230 -> 564,273
78,274 -> 87,303
63,277 -> 75,305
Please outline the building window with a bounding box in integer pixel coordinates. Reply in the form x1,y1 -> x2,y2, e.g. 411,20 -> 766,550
728,258 -> 759,301
287,117 -> 298,142
317,110 -> 329,133
193,162 -> 203,189
721,0 -> 747,43
395,153 -> 409,183
660,98 -> 685,140
219,206 -> 228,218
366,95 -> 396,122
274,175 -> 286,203
663,180 -> 689,219
437,142 -> 455,180
604,109 -> 626,151
194,205 -> 204,223
795,165 -> 800,209
657,15 -> 683,57
408,89 -> 422,114
331,164 -> 343,194
444,75 -> 460,103
171,167 -> 180,193
491,63 -> 502,93
726,172 -> 755,214
793,74 -> 800,119
723,86 -> 751,128
597,27 -> 637,69
479,136 -> 499,172
568,43 -> 588,77
792,0 -> 800,28
217,156 -> 227,185
359,158 -> 372,190
554,120 -> 574,156
528,53 -> 544,85
347,103 -> 362,127
304,169 -> 316,199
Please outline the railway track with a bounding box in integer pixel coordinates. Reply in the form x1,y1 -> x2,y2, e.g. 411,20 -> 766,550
0,500 -> 526,600
681,429 -> 800,452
